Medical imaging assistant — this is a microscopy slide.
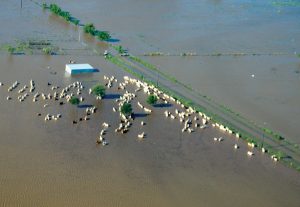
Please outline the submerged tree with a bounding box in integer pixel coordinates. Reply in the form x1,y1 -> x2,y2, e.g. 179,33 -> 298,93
49,4 -> 61,14
98,31 -> 111,41
146,94 -> 158,105
83,23 -> 96,35
69,96 -> 80,105
7,46 -> 15,54
42,47 -> 53,55
115,45 -> 125,54
91,84 -> 106,98
121,102 -> 132,115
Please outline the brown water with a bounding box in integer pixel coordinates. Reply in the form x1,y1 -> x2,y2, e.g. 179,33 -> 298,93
1,0 -> 300,206
144,55 -> 300,143
24,0 -> 300,141
0,55 -> 300,206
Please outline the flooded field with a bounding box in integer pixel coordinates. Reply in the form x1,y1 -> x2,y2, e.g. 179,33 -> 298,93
144,55 -> 300,143
0,55 -> 300,206
13,0 -> 298,142
1,0 -> 300,206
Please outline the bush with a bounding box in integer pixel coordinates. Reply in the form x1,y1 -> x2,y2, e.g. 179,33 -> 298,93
49,4 -> 61,14
49,4 -> 72,22
91,84 -> 106,97
69,96 -> 80,105
115,45 -> 125,54
7,46 -> 15,54
84,23 -> 96,35
147,94 -> 158,105
121,102 -> 132,115
73,19 -> 80,25
98,31 -> 111,41
42,47 -> 53,55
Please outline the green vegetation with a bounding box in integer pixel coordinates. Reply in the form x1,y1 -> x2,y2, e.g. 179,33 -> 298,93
83,24 -> 110,40
147,94 -> 158,105
47,3 -> 79,25
73,19 -> 80,25
1,40 -> 58,55
42,3 -> 47,9
69,96 -> 80,105
98,31 -> 111,41
121,102 -> 132,115
113,45 -> 126,54
91,84 -> 106,98
1,41 -> 31,54
84,23 -> 96,35
42,47 -> 53,55
7,46 -> 15,54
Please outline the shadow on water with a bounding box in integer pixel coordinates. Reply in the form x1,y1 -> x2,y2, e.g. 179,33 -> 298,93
78,104 -> 93,108
153,103 -> 173,108
103,94 -> 121,99
107,38 -> 120,43
132,113 -> 148,118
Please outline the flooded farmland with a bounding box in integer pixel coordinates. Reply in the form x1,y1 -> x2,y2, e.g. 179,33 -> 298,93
0,0 -> 300,207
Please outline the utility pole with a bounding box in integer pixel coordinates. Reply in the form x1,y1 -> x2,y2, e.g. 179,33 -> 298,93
21,0 -> 23,9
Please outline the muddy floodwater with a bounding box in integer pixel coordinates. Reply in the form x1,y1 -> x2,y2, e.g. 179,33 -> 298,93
0,0 -> 300,206
6,0 -> 297,141
0,55 -> 300,206
145,55 -> 300,143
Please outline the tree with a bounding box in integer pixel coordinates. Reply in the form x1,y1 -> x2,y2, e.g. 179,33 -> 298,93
91,84 -> 106,98
83,23 -> 96,35
115,45 -> 125,54
147,94 -> 158,105
7,46 -> 15,54
98,31 -> 111,41
73,19 -> 80,25
49,4 -> 61,14
42,47 -> 53,55
121,102 -> 132,115
69,96 -> 80,105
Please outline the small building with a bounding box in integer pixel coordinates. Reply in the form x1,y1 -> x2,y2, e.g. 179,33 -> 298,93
65,63 -> 98,74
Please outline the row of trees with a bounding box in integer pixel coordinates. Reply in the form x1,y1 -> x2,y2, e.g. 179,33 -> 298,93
43,3 -> 110,41
44,3 -> 79,25
83,23 -> 111,41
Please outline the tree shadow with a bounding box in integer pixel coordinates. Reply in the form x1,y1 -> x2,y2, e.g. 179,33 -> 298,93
107,38 -> 120,43
153,103 -> 173,108
78,104 -> 93,108
132,113 -> 148,118
103,94 -> 121,99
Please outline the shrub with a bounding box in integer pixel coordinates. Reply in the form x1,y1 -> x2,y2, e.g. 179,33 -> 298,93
49,4 -> 61,14
115,45 -> 125,54
91,84 -> 106,97
121,102 -> 132,115
83,23 -> 96,35
73,19 -> 80,25
98,31 -> 111,41
69,96 -> 80,105
147,94 -> 158,105
49,4 -> 72,22
42,47 -> 52,55
7,46 -> 15,54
